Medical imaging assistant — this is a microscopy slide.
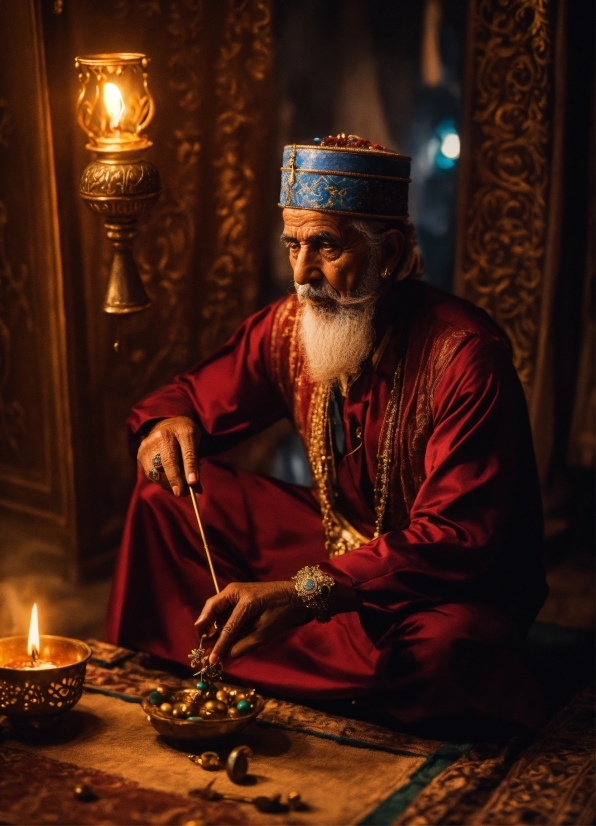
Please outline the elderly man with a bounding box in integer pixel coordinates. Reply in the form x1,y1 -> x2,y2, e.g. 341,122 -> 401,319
106,136 -> 548,734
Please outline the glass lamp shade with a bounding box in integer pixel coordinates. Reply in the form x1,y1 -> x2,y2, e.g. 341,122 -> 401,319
75,53 -> 155,154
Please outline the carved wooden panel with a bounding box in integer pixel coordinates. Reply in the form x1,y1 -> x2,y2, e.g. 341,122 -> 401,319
0,0 -> 74,535
454,0 -> 555,392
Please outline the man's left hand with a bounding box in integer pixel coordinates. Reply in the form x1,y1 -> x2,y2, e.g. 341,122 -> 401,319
194,581 -> 311,663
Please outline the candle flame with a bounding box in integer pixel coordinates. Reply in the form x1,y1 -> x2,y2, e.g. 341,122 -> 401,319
104,82 -> 124,129
27,603 -> 40,658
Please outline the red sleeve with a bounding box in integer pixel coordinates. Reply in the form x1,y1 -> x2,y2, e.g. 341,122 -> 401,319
126,301 -> 289,455
320,334 -> 544,643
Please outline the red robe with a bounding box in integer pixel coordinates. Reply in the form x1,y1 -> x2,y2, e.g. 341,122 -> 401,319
106,280 -> 548,731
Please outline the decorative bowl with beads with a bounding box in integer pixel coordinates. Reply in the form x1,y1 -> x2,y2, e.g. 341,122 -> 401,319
142,681 -> 264,741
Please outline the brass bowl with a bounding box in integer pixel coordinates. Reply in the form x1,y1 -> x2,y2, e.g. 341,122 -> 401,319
142,686 -> 264,741
0,635 -> 91,724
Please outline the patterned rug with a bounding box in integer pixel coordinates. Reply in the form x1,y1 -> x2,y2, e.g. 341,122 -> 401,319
0,641 -> 593,825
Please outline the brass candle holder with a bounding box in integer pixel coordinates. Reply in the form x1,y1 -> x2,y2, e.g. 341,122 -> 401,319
75,52 -> 161,314
0,635 -> 91,728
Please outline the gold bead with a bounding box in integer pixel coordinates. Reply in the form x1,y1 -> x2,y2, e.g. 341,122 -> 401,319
156,684 -> 169,695
159,702 -> 173,714
226,707 -> 240,718
215,690 -> 228,703
196,751 -> 222,771
288,791 -> 303,811
204,700 -> 227,713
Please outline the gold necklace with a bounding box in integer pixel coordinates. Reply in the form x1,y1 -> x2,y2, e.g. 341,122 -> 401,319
308,359 -> 404,557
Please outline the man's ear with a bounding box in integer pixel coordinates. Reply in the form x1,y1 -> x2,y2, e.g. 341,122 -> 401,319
382,229 -> 405,275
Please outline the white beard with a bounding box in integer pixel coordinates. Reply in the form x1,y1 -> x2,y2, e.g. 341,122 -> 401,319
295,252 -> 381,386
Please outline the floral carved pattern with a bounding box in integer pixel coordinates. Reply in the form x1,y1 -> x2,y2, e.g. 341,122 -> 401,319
457,0 -> 553,390
104,0 -> 204,396
199,0 -> 273,356
131,0 -> 204,388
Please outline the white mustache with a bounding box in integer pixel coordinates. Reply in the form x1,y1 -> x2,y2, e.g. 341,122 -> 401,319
294,282 -> 374,308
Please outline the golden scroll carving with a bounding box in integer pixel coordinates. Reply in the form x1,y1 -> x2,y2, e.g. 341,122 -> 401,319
199,0 -> 273,357
455,0 -> 554,391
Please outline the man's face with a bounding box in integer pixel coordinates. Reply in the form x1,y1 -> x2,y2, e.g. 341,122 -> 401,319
281,208 -> 373,300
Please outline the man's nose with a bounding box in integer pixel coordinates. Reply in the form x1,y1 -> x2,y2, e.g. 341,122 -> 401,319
293,245 -> 322,285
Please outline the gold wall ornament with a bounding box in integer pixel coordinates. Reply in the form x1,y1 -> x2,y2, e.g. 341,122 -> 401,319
75,53 -> 161,313
127,0 -> 205,393
199,0 -> 273,356
454,0 -> 554,391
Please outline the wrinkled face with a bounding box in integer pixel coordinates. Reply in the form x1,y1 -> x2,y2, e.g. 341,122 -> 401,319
281,208 -> 374,301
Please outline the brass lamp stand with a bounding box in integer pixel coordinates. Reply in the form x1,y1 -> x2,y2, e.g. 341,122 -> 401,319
75,53 -> 161,314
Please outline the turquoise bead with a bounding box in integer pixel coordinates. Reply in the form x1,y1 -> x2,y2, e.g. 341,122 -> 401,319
304,579 -> 315,591
187,716 -> 201,722
236,699 -> 251,715
196,681 -> 209,691
148,690 -> 162,705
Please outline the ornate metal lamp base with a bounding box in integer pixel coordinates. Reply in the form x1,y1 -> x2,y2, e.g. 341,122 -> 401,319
80,154 -> 161,314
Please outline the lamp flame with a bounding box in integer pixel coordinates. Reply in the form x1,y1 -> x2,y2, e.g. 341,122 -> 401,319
104,82 -> 124,129
27,603 -> 40,659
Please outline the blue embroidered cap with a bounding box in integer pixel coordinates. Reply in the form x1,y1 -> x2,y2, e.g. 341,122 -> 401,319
279,136 -> 411,220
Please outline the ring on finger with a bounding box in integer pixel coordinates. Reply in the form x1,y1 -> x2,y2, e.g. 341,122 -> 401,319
152,452 -> 163,468
147,466 -> 161,482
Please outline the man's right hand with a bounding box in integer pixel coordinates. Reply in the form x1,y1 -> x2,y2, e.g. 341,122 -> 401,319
137,416 -> 201,496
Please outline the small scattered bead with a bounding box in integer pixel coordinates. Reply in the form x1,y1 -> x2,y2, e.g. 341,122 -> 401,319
288,791 -> 304,811
236,699 -> 252,715
74,781 -> 97,802
226,745 -> 252,783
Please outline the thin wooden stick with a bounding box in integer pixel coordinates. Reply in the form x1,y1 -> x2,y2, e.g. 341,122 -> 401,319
189,486 -> 220,594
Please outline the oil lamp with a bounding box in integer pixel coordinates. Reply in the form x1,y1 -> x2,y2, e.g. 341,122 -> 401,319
75,53 -> 161,313
0,603 -> 91,727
